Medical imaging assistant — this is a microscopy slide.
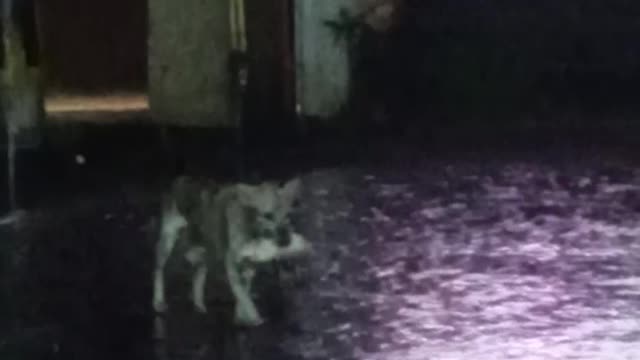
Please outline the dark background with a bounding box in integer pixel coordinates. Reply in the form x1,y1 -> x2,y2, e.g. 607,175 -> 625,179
357,0 -> 640,134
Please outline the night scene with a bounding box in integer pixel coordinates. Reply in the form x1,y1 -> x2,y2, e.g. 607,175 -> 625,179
1,0 -> 640,359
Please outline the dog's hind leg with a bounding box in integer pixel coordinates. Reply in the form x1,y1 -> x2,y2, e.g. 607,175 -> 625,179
153,201 -> 187,313
185,245 -> 208,313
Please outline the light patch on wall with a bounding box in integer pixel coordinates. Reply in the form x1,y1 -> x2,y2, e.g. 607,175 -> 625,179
44,93 -> 150,123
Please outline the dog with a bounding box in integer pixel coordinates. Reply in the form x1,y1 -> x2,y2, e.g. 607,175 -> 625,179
152,176 -> 312,326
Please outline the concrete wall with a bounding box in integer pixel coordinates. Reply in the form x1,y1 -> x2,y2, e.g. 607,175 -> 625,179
148,0 -> 232,127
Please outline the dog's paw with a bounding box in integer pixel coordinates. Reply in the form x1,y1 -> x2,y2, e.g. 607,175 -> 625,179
234,306 -> 264,327
194,302 -> 208,314
153,300 -> 168,313
0,209 -> 27,229
234,315 -> 264,327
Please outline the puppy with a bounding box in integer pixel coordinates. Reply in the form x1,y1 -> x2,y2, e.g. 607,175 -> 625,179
152,176 -> 311,326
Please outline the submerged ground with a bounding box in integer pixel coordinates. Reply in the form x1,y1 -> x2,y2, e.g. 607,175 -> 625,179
2,124 -> 640,360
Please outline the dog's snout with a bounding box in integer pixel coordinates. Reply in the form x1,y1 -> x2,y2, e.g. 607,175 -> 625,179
263,212 -> 274,221
262,228 -> 276,239
276,227 -> 291,248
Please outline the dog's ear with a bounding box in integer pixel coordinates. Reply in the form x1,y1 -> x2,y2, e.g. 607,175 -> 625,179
278,177 -> 301,212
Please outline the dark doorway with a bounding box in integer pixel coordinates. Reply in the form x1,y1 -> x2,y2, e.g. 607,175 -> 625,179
36,0 -> 148,122
245,0 -> 297,142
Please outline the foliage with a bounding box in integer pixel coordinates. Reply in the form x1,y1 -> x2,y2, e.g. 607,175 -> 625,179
323,8 -> 367,48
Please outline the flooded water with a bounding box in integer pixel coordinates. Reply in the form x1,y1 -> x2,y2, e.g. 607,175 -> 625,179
3,151 -> 640,359
290,157 -> 640,359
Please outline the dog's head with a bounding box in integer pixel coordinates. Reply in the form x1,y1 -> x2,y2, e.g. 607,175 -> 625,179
235,177 -> 312,263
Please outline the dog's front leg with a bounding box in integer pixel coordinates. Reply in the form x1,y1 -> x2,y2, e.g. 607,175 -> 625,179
153,202 -> 187,313
192,264 -> 208,313
225,252 -> 263,326
153,227 -> 180,313
240,265 -> 256,296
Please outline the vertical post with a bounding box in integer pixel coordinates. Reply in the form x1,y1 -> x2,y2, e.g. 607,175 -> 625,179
7,116 -> 15,210
1,0 -> 42,211
2,0 -> 17,211
280,0 -> 297,139
229,0 -> 248,180
1,0 -> 15,338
